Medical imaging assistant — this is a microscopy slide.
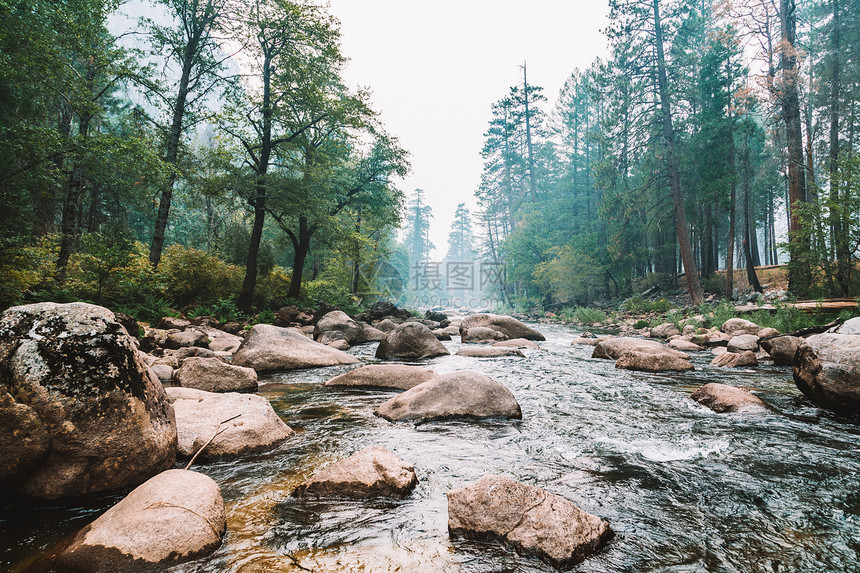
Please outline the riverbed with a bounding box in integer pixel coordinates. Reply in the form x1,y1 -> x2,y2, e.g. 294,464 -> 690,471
3,323 -> 859,572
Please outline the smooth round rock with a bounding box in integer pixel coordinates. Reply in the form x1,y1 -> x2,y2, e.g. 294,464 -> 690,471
292,446 -> 418,498
691,383 -> 767,413
375,322 -> 450,360
55,469 -> 225,572
232,324 -> 359,372
459,314 -> 545,341
324,364 -> 436,391
455,347 -> 525,358
176,357 -> 258,393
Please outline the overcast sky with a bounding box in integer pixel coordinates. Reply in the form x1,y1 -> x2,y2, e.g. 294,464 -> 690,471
327,1 -> 610,259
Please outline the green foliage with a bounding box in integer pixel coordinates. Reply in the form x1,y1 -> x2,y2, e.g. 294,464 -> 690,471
303,278 -> 362,315
116,295 -> 178,324
0,235 -> 58,309
561,306 -> 607,325
252,309 -> 276,325
209,298 -> 244,323
159,245 -> 243,306
633,319 -> 650,329
623,295 -> 671,314
664,309 -> 684,329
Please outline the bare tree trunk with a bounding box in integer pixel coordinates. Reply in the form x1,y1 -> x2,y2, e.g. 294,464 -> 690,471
742,128 -> 763,292
35,105 -> 72,236
727,135 -> 736,300
652,0 -> 703,305
780,0 -> 811,295
287,216 -> 311,299
56,113 -> 92,280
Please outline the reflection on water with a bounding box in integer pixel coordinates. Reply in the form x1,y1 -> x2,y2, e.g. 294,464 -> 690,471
2,324 -> 859,572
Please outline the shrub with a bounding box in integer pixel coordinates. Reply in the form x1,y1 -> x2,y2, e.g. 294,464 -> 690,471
159,245 -> 243,306
633,319 -> 650,329
210,298 -> 245,323
252,309 -> 276,325
0,234 -> 58,309
562,306 -> 607,325
254,267 -> 292,310
623,295 -> 672,314
303,278 -> 363,315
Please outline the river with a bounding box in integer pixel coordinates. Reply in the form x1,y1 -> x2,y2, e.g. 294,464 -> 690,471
3,323 -> 859,572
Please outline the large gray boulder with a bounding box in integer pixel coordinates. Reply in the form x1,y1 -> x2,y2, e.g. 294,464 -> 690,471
232,324 -> 358,372
314,310 -> 363,345
375,322 -> 450,360
200,327 -> 243,353
592,337 -> 688,360
459,313 -> 545,341
447,475 -> 613,568
836,317 -> 860,335
164,328 -> 209,350
792,333 -> 860,414
175,357 -> 258,393
0,302 -> 177,499
166,387 -> 293,459
760,335 -> 803,365
291,446 -> 418,498
55,469 -> 225,572
323,364 -> 436,390
690,383 -> 768,413
375,370 -> 521,423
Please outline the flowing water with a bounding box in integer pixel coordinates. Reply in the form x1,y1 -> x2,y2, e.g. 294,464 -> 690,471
3,323 -> 860,572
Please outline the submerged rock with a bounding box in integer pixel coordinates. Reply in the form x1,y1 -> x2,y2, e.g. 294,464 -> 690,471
375,370 -> 521,423
792,334 -> 860,414
292,447 -> 418,498
459,313 -> 545,341
494,338 -> 540,349
232,324 -> 358,372
455,347 -> 525,358
710,350 -> 758,368
55,469 -> 225,573
615,350 -> 694,372
175,357 -> 258,393
0,302 -> 176,499
691,383 -> 767,413
447,475 -> 613,568
323,364 -> 436,391
166,387 -> 292,459
375,322 -> 450,360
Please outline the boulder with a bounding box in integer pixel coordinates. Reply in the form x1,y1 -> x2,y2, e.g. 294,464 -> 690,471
792,334 -> 860,414
366,301 -> 411,321
682,324 -> 696,336
727,334 -> 760,353
721,318 -> 760,337
424,310 -> 448,322
202,328 -> 243,353
324,364 -> 436,391
157,316 -> 190,330
168,346 -> 221,363
314,311 -> 363,345
705,331 -> 731,347
432,329 -> 452,341
0,302 -> 176,499
189,315 -> 220,328
757,327 -> 780,340
328,339 -> 350,351
650,322 -> 681,338
710,350 -> 758,368
494,338 -> 540,349
571,335 -> 613,346
760,335 -> 803,366
690,383 -> 768,413
461,326 -> 507,343
360,325 -> 386,342
668,338 -> 703,352
114,312 -> 140,338
232,324 -> 358,372
375,322 -> 450,360
175,357 -> 258,393
459,313 -> 545,341
374,318 -> 398,333
291,447 -> 418,499
442,325 -> 460,337
55,469 -> 225,573
455,347 -> 525,358
375,370 -> 521,423
166,387 -> 293,459
592,337 -> 689,361
276,305 -> 314,326
319,330 -> 348,347
150,364 -> 174,384
447,475 -> 613,569
711,346 -> 728,356
837,317 -> 860,335
164,328 -> 209,350
615,350 -> 694,372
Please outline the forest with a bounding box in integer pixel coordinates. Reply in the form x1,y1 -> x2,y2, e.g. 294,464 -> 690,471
1,0 -> 859,321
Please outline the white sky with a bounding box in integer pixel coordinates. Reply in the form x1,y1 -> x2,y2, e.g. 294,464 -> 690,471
327,1 -> 610,260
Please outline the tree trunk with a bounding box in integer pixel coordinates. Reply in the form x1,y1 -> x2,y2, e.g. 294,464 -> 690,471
56,113 -> 92,280
780,0 -> 811,295
742,128 -> 763,292
726,135 -> 736,301
522,62 -> 538,198
287,216 -> 311,299
829,0 -> 850,294
149,48 -> 196,268
652,0 -> 703,305
35,105 -> 72,236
